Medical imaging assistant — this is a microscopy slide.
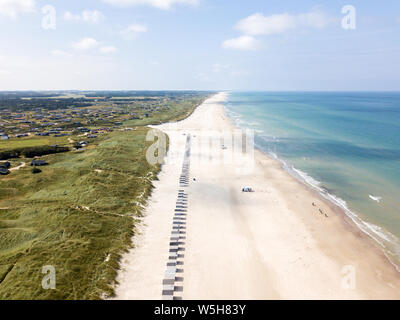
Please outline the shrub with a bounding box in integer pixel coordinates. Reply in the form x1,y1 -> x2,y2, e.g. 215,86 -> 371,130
21,146 -> 69,158
31,167 -> 42,174
0,150 -> 21,160
0,145 -> 70,160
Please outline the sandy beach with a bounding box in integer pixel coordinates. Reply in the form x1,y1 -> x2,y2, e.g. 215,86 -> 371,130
114,93 -> 400,300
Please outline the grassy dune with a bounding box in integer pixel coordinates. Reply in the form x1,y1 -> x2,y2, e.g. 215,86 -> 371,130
0,93 -> 208,300
0,136 -> 70,151
124,96 -> 207,126
0,128 -> 161,299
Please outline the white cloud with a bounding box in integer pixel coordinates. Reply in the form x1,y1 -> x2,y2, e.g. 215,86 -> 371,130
100,46 -> 117,54
237,13 -> 295,35
71,39 -> 116,55
82,10 -> 104,23
102,0 -> 199,10
222,36 -> 258,51
64,11 -> 80,21
223,10 -> 332,51
236,11 -> 332,36
72,38 -> 99,50
64,10 -> 105,24
0,0 -> 35,18
298,11 -> 332,29
121,23 -> 148,34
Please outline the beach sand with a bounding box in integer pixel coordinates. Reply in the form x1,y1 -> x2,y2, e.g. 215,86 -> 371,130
114,93 -> 400,300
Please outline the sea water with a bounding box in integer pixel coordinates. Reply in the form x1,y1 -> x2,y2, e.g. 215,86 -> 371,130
224,92 -> 400,265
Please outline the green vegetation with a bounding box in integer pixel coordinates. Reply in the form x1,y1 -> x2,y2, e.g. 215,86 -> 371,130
31,168 -> 42,174
0,91 -> 209,300
0,145 -> 70,160
123,95 -> 207,126
0,97 -> 92,112
0,128 -> 160,299
0,137 -> 70,151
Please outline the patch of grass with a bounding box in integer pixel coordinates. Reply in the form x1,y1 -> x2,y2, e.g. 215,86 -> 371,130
0,136 -> 69,151
124,96 -> 209,127
0,128 -> 160,299
0,145 -> 69,160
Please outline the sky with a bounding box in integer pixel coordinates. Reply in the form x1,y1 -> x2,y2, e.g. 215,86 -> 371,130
0,0 -> 400,91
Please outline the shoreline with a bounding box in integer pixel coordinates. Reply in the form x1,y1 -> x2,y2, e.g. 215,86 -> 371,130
220,93 -> 400,286
222,95 -> 400,275
114,92 -> 400,300
256,145 -> 400,275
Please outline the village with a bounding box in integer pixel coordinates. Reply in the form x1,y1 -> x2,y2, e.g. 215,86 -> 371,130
0,93 -> 174,140
0,91 -> 204,175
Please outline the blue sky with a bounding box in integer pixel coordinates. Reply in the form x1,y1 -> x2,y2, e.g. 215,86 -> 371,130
0,0 -> 399,91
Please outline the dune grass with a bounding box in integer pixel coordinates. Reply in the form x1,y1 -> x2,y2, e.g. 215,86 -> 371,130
0,136 -> 69,151
123,96 -> 208,127
0,94 -> 208,300
0,128 -> 161,299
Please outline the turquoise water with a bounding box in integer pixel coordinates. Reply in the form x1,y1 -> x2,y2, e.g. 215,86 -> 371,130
224,92 -> 400,264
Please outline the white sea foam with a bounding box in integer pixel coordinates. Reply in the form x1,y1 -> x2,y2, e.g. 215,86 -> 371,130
269,152 -> 278,160
369,195 -> 382,203
224,106 -> 264,132
288,164 -> 400,264
289,166 -> 394,244
291,166 -> 322,189
363,222 -> 392,243
246,121 -> 260,126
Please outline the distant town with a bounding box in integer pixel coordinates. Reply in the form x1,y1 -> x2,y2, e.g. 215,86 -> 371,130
0,91 -> 209,175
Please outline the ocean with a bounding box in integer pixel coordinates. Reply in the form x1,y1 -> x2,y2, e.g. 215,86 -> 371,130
224,92 -> 400,265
